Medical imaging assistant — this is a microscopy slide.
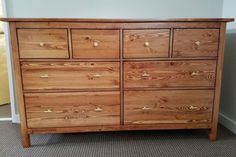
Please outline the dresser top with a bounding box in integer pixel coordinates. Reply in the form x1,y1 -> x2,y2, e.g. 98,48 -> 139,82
0,18 -> 234,22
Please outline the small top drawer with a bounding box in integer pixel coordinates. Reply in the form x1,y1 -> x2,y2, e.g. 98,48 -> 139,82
173,29 -> 219,57
17,29 -> 69,58
72,29 -> 120,58
124,29 -> 170,58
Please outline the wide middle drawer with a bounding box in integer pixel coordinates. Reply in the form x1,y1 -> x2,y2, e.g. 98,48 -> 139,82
124,60 -> 216,88
21,62 -> 120,90
25,91 -> 120,128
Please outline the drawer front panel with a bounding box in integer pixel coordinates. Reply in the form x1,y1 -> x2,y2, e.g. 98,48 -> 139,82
25,92 -> 120,128
173,29 -> 219,57
124,29 -> 170,58
21,62 -> 119,90
124,90 -> 214,124
72,29 -> 120,58
124,60 -> 216,88
18,29 -> 69,58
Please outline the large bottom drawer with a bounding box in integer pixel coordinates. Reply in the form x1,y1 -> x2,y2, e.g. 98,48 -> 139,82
124,90 -> 214,125
25,91 -> 120,128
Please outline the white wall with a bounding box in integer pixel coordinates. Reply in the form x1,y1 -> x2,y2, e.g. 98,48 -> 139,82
6,0 -> 223,18
219,0 -> 236,133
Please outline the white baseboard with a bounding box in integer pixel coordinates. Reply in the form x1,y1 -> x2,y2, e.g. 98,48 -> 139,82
219,112 -> 236,134
0,118 -> 12,121
12,114 -> 20,123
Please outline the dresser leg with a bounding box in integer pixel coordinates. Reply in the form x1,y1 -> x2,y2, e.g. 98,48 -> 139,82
209,129 -> 217,141
22,133 -> 30,148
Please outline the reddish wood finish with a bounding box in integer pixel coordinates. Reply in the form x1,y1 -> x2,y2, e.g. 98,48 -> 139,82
209,23 -> 227,141
124,60 -> 216,88
72,29 -> 119,58
124,90 -> 214,124
9,23 -> 30,148
21,62 -> 120,90
173,29 -> 220,57
17,29 -> 69,58
1,18 -> 233,147
124,29 -> 170,58
0,18 -> 233,22
25,92 -> 120,128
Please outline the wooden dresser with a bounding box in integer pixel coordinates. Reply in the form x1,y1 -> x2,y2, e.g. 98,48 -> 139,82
1,18 -> 233,147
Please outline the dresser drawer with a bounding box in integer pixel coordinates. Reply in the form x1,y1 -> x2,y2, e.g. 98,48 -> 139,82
21,62 -> 119,90
72,29 -> 120,58
124,60 -> 216,88
124,29 -> 170,58
124,90 -> 214,124
17,29 -> 69,58
173,29 -> 219,57
25,91 -> 120,128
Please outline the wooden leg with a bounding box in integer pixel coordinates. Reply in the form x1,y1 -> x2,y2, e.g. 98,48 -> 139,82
209,128 -> 217,141
22,132 -> 30,148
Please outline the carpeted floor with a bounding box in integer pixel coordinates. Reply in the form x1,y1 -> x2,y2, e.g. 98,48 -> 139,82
0,121 -> 236,157
0,104 -> 11,118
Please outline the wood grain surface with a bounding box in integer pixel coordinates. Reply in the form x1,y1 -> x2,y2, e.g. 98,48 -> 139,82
2,18 -> 232,147
124,60 -> 216,88
9,23 -> 30,147
0,18 -> 234,22
173,29 -> 219,57
72,29 -> 119,58
25,91 -> 120,128
21,62 -> 120,90
124,29 -> 170,58
17,29 -> 69,58
124,90 -> 214,125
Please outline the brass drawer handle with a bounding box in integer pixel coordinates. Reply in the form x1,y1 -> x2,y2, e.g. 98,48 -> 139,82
191,71 -> 200,76
39,42 -> 45,47
93,41 -> 99,47
195,41 -> 201,46
44,109 -> 52,113
189,106 -> 200,111
93,74 -> 101,78
142,106 -> 151,110
94,107 -> 103,112
40,74 -> 49,78
142,71 -> 150,77
144,42 -> 150,47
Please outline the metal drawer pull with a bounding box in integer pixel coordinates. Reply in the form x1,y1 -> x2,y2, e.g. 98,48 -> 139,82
195,41 -> 201,46
142,71 -> 150,77
40,74 -> 49,78
93,74 -> 101,78
144,42 -> 150,47
93,41 -> 99,47
191,72 -> 200,76
142,106 -> 151,110
39,42 -> 45,47
44,109 -> 52,113
94,107 -> 103,112
189,106 -> 200,111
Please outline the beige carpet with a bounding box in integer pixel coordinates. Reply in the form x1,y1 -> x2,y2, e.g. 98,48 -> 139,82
0,104 -> 11,118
